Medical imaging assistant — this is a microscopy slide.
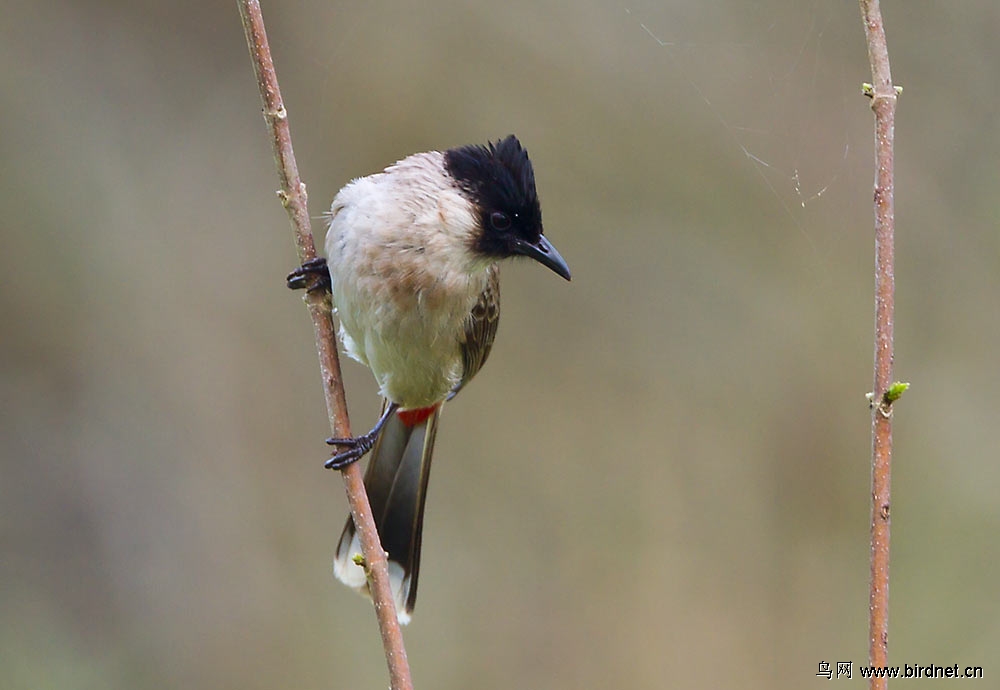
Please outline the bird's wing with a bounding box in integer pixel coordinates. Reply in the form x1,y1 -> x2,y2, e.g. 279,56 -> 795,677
450,265 -> 500,399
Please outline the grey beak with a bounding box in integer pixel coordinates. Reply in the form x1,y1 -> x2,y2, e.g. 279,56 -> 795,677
512,235 -> 572,281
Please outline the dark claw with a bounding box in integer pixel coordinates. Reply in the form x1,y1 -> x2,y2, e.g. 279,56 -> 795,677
287,257 -> 331,292
321,402 -> 398,470
325,453 -> 363,470
324,435 -> 376,469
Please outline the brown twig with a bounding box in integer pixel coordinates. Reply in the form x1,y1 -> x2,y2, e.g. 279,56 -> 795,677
237,3 -> 413,688
858,1 -> 897,686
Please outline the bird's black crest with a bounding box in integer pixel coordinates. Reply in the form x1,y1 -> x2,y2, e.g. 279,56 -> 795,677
444,135 -> 544,258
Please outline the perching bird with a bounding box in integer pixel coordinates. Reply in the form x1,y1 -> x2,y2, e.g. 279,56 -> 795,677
288,135 -> 570,623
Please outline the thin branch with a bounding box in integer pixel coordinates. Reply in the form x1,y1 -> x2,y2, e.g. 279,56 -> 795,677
237,3 -> 413,689
858,1 -> 897,686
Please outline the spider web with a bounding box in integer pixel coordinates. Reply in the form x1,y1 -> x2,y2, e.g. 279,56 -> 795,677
624,1 -> 854,225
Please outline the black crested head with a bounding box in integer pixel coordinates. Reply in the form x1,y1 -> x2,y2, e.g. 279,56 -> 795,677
444,135 -> 571,280
444,134 -> 544,258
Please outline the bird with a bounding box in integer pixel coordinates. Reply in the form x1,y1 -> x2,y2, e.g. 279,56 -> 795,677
287,134 -> 570,623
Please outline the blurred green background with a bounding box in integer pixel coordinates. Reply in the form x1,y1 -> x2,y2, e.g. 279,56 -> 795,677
2,1 -> 998,688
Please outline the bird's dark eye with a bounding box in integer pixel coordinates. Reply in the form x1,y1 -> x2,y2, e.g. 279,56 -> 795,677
490,211 -> 512,232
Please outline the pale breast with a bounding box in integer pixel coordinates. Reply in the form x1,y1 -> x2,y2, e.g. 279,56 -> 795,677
325,153 -> 492,408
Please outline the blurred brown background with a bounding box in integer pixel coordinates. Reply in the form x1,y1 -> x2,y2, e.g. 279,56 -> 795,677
2,1 -> 998,688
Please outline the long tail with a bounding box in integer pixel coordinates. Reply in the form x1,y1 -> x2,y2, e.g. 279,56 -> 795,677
333,402 -> 440,624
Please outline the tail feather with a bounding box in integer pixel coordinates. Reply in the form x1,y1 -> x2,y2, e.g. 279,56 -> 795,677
333,402 -> 439,624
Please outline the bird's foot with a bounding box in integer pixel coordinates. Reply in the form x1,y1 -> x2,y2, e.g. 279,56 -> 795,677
286,257 -> 331,293
324,433 -> 378,470
323,403 -> 398,470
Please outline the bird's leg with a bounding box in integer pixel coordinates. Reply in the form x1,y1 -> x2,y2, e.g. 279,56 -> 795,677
324,402 -> 399,469
286,257 -> 331,293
